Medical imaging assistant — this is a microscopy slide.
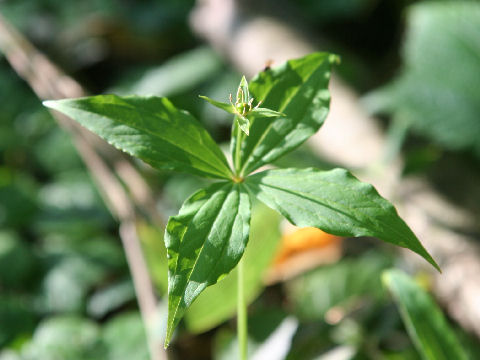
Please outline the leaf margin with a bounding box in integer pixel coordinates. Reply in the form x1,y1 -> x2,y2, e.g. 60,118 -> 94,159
244,167 -> 440,271
44,95 -> 233,179
164,181 -> 252,347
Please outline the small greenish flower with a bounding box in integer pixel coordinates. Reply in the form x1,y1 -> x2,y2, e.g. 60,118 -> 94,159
200,76 -> 285,135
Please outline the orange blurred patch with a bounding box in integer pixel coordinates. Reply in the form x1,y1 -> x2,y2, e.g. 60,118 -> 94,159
265,225 -> 343,284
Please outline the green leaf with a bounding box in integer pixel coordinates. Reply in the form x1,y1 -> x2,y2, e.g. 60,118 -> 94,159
365,3 -> 480,156
235,115 -> 250,136
383,270 -> 468,360
238,75 -> 250,103
288,252 -> 392,321
42,256 -> 108,313
21,316 -> 104,360
164,182 -> 251,347
199,96 -> 251,135
115,46 -> 223,96
87,279 -> 136,318
199,95 -> 236,115
184,203 -> 281,333
245,167 -> 439,271
103,312 -> 149,360
43,95 -> 232,179
201,77 -> 283,136
251,108 -> 286,118
0,231 -> 36,289
0,295 -> 36,348
233,52 -> 336,175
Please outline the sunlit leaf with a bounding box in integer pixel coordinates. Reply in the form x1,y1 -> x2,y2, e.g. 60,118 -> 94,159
246,167 -> 439,271
238,76 -> 250,103
165,182 -> 251,346
251,108 -> 285,118
199,95 -> 236,115
236,115 -> 250,136
44,95 -> 232,179
232,52 -> 337,175
184,203 -> 281,333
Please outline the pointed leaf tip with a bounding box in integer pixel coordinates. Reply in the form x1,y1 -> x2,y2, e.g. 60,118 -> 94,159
246,167 -> 439,271
199,95 -> 236,115
232,52 -> 336,175
43,95 -> 232,179
165,183 -> 251,347
238,75 -> 250,102
236,115 -> 250,136
42,100 -> 55,108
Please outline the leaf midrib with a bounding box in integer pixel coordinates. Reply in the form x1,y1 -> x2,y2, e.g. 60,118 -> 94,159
109,102 -> 230,176
68,101 -> 232,178
170,183 -> 234,326
240,62 -> 326,175
248,174 -> 417,251
188,186 -> 241,297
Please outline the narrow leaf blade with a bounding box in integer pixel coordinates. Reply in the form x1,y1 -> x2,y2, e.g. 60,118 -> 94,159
233,52 -> 337,175
251,108 -> 286,117
383,270 -> 468,360
246,167 -> 439,270
164,182 -> 251,346
44,95 -> 232,179
199,95 -> 236,115
236,115 -> 250,136
238,75 -> 250,103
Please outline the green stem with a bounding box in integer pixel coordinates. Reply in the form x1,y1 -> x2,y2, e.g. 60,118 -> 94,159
237,257 -> 247,360
234,121 -> 243,176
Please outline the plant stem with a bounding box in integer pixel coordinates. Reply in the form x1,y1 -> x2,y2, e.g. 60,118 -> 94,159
237,257 -> 247,360
234,120 -> 243,176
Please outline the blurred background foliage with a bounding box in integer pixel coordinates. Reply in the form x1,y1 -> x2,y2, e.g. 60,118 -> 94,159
0,0 -> 479,359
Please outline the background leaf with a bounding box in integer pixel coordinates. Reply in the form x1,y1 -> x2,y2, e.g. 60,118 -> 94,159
382,270 -> 468,360
165,182 -> 251,346
44,95 -> 232,179
20,316 -> 104,360
114,46 -> 223,97
365,2 -> 480,157
102,312 -> 149,360
0,231 -> 36,289
245,167 -> 439,270
232,52 -> 336,175
287,252 -> 391,321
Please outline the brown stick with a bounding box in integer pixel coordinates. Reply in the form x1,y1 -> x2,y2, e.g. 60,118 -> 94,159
0,12 -> 166,360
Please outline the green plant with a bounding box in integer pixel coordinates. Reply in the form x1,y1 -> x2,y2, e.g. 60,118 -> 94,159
43,52 -> 439,358
383,270 -> 468,360
365,2 -> 480,157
